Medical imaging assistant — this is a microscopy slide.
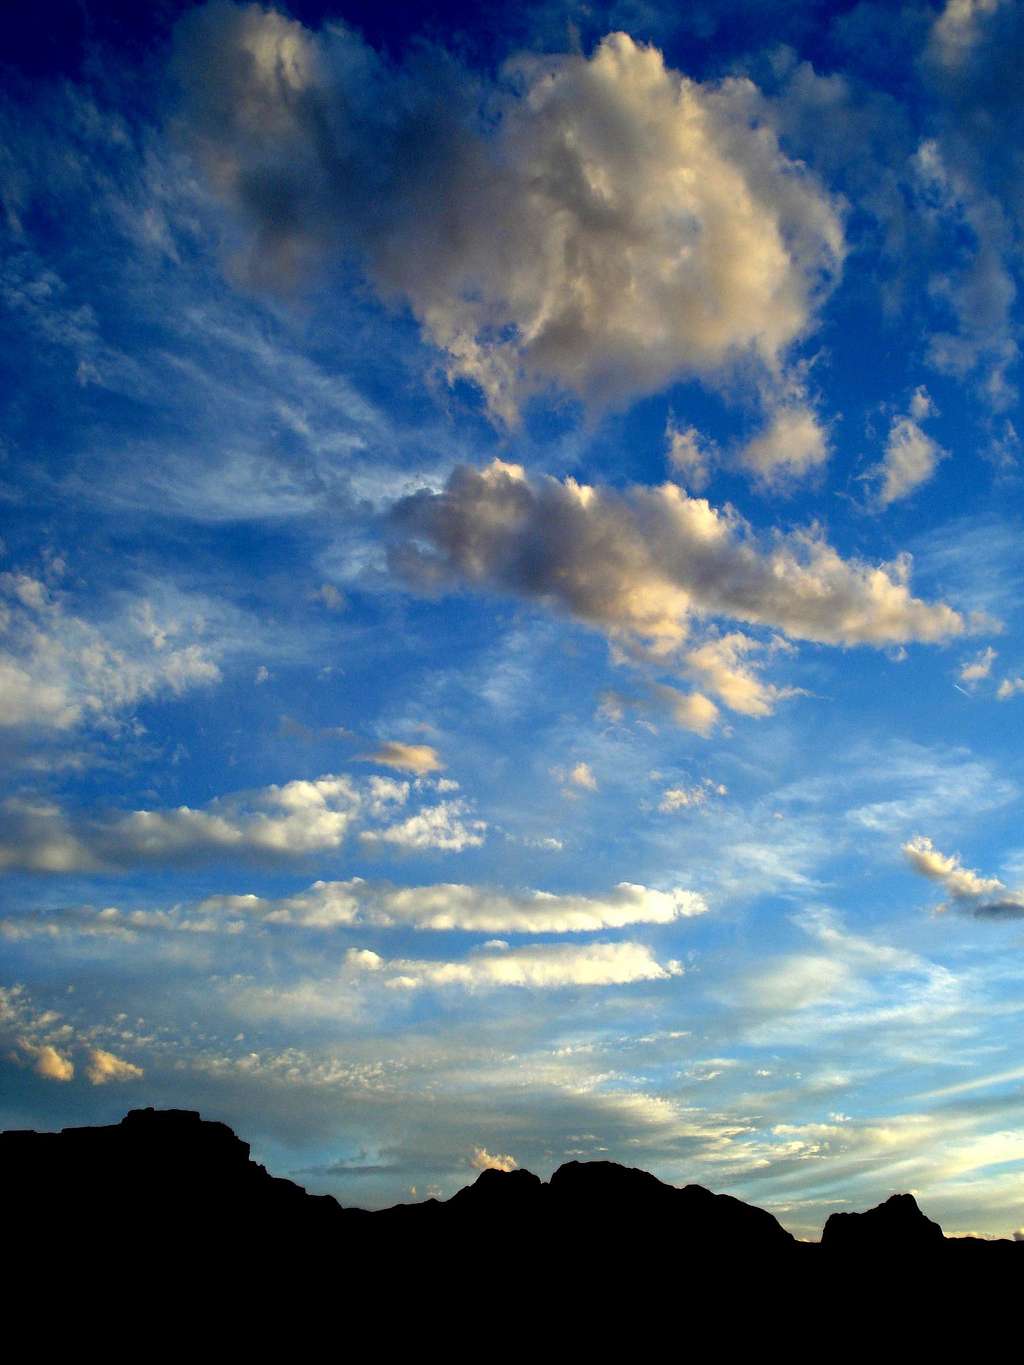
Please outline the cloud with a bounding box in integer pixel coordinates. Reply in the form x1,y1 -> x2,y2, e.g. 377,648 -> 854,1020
929,0 -> 1005,69
553,760 -> 600,795
359,800 -> 487,853
18,1039 -> 74,1082
0,771 -> 489,872
997,676 -> 1024,700
255,878 -> 706,932
353,940 -> 684,991
86,1048 -> 144,1085
866,389 -> 947,507
903,834 -> 1024,917
918,5 -> 1023,405
659,779 -> 727,813
655,686 -> 721,736
737,403 -> 830,488
959,646 -> 997,685
471,1147 -> 517,1173
7,878 -> 707,938
0,775 -> 361,871
358,741 -> 444,775
390,461 -> 968,663
0,571 -> 221,734
175,10 -> 843,422
666,421 -> 713,492
311,583 -> 346,611
683,632 -> 800,717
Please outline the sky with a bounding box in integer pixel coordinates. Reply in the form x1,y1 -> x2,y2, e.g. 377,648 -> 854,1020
2,0 -> 1024,1239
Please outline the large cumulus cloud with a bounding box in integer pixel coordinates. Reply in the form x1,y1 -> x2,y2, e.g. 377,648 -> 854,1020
173,3 -> 843,422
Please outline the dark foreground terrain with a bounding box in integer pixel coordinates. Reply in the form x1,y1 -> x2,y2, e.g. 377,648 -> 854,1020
3,1108 -> 1018,1334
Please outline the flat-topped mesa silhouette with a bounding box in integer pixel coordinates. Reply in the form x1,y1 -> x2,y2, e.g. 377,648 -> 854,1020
2,1108 -> 1021,1286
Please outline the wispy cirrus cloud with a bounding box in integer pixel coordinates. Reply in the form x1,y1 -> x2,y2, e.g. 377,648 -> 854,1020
0,570 -> 221,735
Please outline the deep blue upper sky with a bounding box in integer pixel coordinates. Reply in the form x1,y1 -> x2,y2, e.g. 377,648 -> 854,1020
2,0 -> 1023,1236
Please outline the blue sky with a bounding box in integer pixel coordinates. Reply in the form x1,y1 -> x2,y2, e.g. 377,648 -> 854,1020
2,0 -> 1024,1237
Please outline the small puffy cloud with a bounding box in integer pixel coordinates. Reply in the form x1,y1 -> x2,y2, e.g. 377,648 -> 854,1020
659,779 -> 727,813
737,403 -> 829,489
666,421 -> 713,492
867,389 -> 947,508
569,762 -> 597,792
176,14 -> 843,422
19,1039 -> 74,1082
377,940 -> 684,991
359,741 -> 444,775
903,834 -> 1024,917
997,676 -> 1024,700
311,583 -> 346,611
658,686 -> 720,737
344,948 -> 384,972
959,646 -> 997,685
471,1147 -> 517,1173
254,665 -> 270,684
359,800 -> 486,852
390,463 -> 968,670
86,1048 -> 143,1085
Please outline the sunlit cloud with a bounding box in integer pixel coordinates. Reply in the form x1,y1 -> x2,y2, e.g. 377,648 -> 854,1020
358,741 -> 445,775
390,461 -> 971,666
175,10 -> 843,422
903,834 -> 1024,917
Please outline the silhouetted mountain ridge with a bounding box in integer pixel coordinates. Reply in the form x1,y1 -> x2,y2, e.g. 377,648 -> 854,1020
3,1108 -> 1020,1298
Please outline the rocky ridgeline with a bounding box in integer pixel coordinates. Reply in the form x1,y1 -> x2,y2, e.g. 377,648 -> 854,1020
2,1108 -> 1019,1297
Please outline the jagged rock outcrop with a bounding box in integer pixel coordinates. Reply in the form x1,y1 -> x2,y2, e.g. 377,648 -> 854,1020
822,1192 -> 945,1253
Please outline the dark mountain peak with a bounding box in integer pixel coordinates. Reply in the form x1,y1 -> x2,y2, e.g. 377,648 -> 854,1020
5,1106 -> 1023,1288
471,1164 -> 543,1192
822,1190 -> 945,1252
549,1157 -> 670,1201
446,1163 -> 544,1217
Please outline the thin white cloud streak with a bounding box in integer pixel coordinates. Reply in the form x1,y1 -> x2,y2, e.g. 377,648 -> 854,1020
358,940 -> 684,991
0,774 -> 481,871
67,878 -> 704,935
389,461 -> 971,664
174,8 -> 843,422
